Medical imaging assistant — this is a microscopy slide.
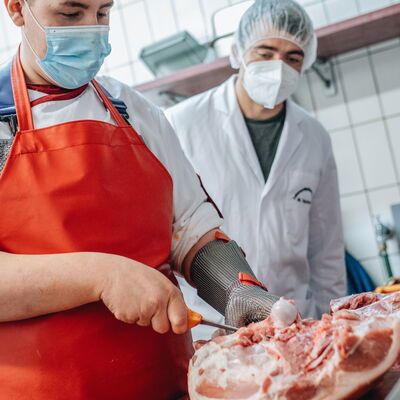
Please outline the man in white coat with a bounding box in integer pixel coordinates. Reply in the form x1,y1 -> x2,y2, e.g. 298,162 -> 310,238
166,0 -> 347,339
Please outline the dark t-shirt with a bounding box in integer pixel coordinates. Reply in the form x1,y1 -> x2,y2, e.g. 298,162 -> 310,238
244,104 -> 286,182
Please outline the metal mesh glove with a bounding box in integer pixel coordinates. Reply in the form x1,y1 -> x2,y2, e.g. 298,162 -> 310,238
190,237 -> 279,327
225,284 -> 278,327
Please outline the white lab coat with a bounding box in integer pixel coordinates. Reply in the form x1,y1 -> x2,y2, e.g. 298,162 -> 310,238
0,75 -> 223,269
166,75 -> 346,335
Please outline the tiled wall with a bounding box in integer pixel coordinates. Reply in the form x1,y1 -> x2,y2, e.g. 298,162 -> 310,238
105,0 -> 400,286
2,0 -> 398,85
294,38 -> 400,286
1,0 -> 400,285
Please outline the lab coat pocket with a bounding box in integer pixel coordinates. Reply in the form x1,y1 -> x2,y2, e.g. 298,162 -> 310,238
286,170 -> 319,245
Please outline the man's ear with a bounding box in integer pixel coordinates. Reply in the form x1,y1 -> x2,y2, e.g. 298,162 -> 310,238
5,0 -> 25,27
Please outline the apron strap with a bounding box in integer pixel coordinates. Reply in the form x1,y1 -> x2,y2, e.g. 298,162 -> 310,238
91,80 -> 130,128
11,50 -> 34,131
8,51 -> 130,131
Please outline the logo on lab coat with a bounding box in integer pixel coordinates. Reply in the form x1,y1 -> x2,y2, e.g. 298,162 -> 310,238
293,188 -> 312,205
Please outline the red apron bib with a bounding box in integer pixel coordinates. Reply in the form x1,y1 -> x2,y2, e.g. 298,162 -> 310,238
0,55 -> 193,400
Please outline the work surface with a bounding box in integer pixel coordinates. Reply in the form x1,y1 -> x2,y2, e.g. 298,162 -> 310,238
183,370 -> 399,399
361,370 -> 399,399
183,371 -> 399,399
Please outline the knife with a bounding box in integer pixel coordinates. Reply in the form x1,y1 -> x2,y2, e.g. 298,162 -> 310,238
187,308 -> 238,332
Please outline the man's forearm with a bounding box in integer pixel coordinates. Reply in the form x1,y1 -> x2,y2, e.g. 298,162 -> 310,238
0,251 -> 107,322
182,228 -> 219,282
183,231 -> 279,327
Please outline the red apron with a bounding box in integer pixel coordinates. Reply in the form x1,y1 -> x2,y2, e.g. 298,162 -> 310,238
0,55 -> 193,400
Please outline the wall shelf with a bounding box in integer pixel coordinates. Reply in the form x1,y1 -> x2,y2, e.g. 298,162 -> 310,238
134,4 -> 400,106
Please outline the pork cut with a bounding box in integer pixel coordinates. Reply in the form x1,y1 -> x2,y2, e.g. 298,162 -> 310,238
189,296 -> 400,400
329,291 -> 400,371
329,292 -> 400,318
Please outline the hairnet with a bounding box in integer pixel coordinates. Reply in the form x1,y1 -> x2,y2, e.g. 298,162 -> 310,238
230,0 -> 317,71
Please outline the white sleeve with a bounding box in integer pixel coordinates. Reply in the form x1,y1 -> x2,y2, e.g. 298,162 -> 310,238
308,142 -> 347,316
95,77 -> 223,270
154,111 -> 223,270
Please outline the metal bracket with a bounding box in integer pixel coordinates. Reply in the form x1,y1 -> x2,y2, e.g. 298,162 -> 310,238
159,90 -> 189,106
311,57 -> 337,97
208,32 -> 234,48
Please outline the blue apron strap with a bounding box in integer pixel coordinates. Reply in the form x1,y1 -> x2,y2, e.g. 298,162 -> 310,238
0,61 -> 16,117
97,83 -> 130,121
0,61 -> 18,135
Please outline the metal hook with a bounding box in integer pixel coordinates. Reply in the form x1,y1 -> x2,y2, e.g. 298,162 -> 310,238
311,57 -> 338,97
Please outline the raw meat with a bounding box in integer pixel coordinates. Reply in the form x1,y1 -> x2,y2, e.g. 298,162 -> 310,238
329,292 -> 400,318
329,292 -> 400,371
189,296 -> 400,400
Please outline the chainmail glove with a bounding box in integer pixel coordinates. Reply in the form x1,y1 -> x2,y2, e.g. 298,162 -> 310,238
225,284 -> 279,327
190,235 -> 279,328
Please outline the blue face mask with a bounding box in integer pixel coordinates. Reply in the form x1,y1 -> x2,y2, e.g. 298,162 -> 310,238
23,2 -> 111,89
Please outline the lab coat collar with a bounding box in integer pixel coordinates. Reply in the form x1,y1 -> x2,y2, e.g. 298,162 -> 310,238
213,75 -> 305,194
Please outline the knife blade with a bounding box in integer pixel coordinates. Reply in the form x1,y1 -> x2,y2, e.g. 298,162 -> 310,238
187,308 -> 238,332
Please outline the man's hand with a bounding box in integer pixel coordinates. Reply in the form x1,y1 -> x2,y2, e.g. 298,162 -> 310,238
99,258 -> 188,334
0,251 -> 187,335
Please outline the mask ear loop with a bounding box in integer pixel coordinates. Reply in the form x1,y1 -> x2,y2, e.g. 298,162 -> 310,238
21,0 -> 45,59
23,0 -> 45,32
21,29 -> 40,59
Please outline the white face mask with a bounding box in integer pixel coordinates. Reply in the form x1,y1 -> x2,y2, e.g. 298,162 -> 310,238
242,60 -> 300,109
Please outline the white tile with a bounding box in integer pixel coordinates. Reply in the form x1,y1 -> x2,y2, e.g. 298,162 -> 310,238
99,62 -> 110,77
200,0 -> 230,38
107,9 -> 130,69
213,36 -> 234,58
146,0 -> 179,41
304,3 -> 328,29
295,0 -> 317,5
292,74 -> 314,113
336,48 -> 368,63
308,68 -> 351,131
357,0 -> 393,13
132,60 -> 155,85
316,105 -> 352,132
369,38 -> 400,53
0,6 -> 20,50
361,258 -> 386,286
212,1 -> 253,37
353,121 -> 397,189
173,0 -> 207,40
341,193 -> 378,259
229,0 -> 249,4
324,0 -> 359,24
368,186 -> 400,254
331,129 -> 365,195
120,2 -> 154,61
339,56 -> 381,125
0,48 -> 16,66
386,116 -> 400,179
108,63 -> 135,86
370,46 -> 400,117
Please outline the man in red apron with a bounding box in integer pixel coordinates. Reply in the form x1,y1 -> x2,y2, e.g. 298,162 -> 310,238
0,1 -> 281,399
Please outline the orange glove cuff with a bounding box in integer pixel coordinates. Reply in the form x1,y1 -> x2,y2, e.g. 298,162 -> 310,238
239,272 -> 268,291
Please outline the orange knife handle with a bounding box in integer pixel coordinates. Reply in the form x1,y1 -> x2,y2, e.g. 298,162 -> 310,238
187,308 -> 203,329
